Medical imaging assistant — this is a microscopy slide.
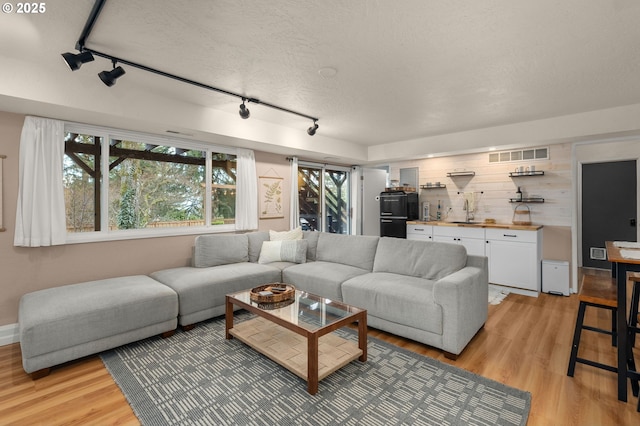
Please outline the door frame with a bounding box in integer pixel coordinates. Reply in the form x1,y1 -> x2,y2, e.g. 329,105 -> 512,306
298,161 -> 352,234
572,137 -> 640,292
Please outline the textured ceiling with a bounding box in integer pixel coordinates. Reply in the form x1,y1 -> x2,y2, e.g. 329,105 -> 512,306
2,0 -> 640,153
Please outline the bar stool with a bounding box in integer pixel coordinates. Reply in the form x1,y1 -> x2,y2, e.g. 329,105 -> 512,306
628,274 -> 640,348
567,275 -> 639,400
568,275 -> 618,375
628,274 -> 640,411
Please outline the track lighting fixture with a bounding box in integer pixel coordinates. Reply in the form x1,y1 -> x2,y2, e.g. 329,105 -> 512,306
307,121 -> 319,136
98,60 -> 125,87
63,0 -> 318,134
61,50 -> 94,71
239,98 -> 250,119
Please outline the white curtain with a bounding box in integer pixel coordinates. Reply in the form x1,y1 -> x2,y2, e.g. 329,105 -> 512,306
14,116 -> 66,247
350,166 -> 361,235
289,156 -> 299,230
235,148 -> 258,230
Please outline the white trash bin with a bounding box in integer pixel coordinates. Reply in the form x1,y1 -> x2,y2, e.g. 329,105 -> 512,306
542,259 -> 570,296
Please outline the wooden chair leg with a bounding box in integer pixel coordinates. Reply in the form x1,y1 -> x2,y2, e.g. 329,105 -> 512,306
567,302 -> 587,377
629,282 -> 640,347
612,307 -> 618,347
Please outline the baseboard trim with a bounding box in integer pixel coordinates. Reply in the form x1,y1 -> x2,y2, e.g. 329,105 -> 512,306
0,323 -> 19,346
489,283 -> 539,298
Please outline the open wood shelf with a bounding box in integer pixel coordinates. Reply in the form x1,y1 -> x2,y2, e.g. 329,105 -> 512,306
509,171 -> 545,177
447,171 -> 475,177
509,198 -> 545,203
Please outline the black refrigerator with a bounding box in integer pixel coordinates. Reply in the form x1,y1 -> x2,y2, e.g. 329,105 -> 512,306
379,191 -> 419,238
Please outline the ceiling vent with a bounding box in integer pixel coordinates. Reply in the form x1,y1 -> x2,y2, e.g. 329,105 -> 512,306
489,147 -> 549,163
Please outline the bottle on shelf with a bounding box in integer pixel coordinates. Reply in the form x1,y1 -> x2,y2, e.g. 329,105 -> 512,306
436,200 -> 442,220
516,187 -> 523,202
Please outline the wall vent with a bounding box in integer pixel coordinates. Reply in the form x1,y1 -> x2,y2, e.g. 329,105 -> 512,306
489,147 -> 549,163
590,247 -> 607,261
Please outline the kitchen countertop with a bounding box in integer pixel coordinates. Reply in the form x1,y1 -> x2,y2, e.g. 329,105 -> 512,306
407,221 -> 543,231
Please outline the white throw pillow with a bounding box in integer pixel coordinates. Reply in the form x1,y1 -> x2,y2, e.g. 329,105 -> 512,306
258,240 -> 308,264
269,227 -> 303,241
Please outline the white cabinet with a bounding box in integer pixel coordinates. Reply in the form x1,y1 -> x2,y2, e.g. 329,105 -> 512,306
485,228 -> 542,294
407,224 -> 433,241
432,226 -> 485,257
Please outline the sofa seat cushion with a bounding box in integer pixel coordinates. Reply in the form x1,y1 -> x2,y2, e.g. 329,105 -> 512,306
150,263 -> 281,322
261,261 -> 297,271
373,237 -> 467,280
282,261 -> 369,301
342,272 -> 443,335
19,275 -> 178,360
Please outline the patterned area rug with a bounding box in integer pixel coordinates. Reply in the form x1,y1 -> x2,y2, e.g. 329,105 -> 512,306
101,312 -> 530,425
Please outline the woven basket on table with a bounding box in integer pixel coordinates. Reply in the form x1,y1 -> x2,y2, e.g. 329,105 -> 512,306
249,283 -> 296,304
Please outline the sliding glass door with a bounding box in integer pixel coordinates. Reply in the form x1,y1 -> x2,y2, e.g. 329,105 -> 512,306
297,163 -> 351,234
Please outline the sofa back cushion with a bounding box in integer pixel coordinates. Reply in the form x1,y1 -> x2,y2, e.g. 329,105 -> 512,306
247,231 -> 269,263
193,234 -> 249,267
373,237 -> 467,280
316,233 -> 379,271
302,230 -> 319,261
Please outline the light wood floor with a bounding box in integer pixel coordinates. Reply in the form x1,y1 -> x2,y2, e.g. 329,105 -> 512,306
1,287 -> 640,425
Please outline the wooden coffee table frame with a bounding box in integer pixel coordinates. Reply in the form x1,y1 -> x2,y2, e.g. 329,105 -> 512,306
225,290 -> 367,395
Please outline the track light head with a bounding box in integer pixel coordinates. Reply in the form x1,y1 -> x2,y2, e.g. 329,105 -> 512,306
239,99 -> 250,119
98,62 -> 126,87
61,50 -> 95,71
307,121 -> 319,136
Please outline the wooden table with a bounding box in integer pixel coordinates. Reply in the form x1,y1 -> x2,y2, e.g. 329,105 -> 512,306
225,289 -> 367,395
606,241 -> 640,402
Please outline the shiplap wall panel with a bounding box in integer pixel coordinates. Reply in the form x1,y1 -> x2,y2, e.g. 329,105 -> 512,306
390,144 -> 572,227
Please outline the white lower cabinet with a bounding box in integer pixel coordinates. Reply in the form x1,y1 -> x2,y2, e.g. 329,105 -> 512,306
485,228 -> 542,293
432,226 -> 485,257
406,224 -> 433,241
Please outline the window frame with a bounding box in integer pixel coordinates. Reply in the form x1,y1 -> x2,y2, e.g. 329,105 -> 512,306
297,161 -> 352,234
64,122 -> 238,244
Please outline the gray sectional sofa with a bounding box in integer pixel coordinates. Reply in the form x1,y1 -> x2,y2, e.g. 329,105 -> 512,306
151,230 -> 488,359
19,230 -> 488,378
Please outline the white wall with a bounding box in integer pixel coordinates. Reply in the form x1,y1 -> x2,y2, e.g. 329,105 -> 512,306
389,144 -> 572,227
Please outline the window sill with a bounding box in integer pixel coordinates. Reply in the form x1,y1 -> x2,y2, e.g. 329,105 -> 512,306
64,224 -> 238,244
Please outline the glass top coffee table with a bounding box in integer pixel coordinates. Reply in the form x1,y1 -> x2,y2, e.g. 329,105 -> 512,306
225,288 -> 367,395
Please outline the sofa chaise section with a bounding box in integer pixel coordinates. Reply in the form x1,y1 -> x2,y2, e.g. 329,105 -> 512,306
19,275 -> 178,378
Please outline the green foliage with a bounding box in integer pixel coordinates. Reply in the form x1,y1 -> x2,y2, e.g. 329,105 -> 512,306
64,133 -> 237,231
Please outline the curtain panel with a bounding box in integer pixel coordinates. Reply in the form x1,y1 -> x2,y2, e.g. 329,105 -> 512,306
289,156 -> 299,230
235,148 -> 258,231
14,116 -> 66,247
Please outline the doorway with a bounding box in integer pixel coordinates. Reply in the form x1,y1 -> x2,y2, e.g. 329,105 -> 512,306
297,164 -> 351,234
581,160 -> 637,269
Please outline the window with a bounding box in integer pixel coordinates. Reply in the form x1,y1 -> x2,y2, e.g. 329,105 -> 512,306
63,124 -> 237,241
297,163 -> 351,234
